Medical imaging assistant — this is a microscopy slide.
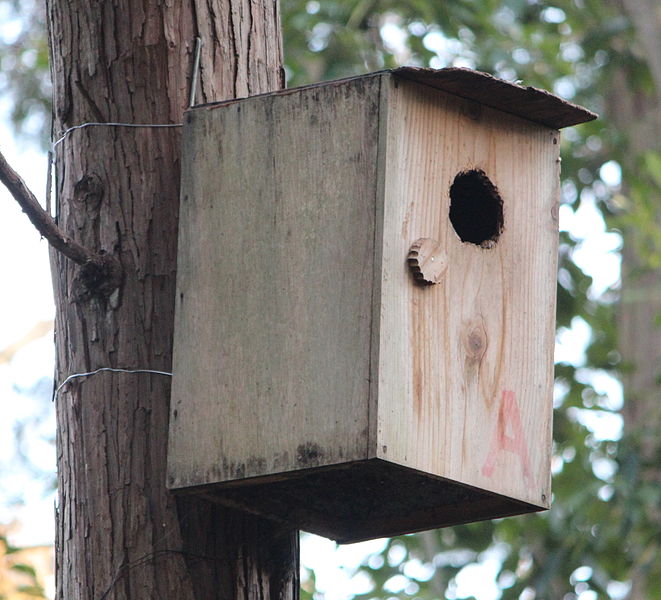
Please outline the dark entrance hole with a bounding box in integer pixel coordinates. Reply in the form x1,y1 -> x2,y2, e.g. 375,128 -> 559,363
449,169 -> 504,248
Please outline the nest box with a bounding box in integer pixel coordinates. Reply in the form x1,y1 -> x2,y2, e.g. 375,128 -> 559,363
167,68 -> 596,543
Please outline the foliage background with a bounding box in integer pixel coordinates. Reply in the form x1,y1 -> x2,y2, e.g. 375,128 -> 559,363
0,0 -> 659,599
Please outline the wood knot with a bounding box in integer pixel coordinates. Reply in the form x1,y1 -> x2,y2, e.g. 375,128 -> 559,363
72,252 -> 123,303
464,320 -> 488,360
74,173 -> 104,210
551,199 -> 560,223
408,238 -> 448,285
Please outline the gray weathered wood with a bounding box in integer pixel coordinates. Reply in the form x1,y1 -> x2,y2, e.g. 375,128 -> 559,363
169,76 -> 381,487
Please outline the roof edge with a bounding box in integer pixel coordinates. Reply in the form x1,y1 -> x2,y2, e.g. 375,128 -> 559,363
188,67 -> 598,130
391,67 -> 597,129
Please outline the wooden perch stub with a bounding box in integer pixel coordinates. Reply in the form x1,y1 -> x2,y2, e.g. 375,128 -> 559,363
407,238 -> 448,285
0,148 -> 121,296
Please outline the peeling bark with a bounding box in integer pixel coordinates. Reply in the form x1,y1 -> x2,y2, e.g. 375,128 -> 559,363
47,1 -> 298,598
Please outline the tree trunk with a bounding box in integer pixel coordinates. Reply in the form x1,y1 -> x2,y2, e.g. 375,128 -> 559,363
46,2 -> 298,599
609,2 -> 661,598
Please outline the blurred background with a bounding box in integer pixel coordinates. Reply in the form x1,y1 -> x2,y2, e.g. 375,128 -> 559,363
1,0 -> 659,598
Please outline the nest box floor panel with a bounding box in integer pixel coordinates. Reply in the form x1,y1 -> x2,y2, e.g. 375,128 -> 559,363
184,459 -> 541,544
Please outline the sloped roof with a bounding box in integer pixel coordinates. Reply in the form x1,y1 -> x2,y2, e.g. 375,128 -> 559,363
392,67 -> 597,129
193,66 -> 597,130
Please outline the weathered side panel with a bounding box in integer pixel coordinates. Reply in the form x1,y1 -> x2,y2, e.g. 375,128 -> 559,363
377,78 -> 559,509
168,77 -> 381,488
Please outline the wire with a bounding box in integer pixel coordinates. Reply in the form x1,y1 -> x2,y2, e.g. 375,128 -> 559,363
52,122 -> 182,151
54,367 -> 173,400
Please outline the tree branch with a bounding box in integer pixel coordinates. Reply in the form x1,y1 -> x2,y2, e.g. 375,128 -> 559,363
0,147 -> 93,265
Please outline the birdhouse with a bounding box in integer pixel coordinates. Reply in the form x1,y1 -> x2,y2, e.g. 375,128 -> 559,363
167,68 -> 596,543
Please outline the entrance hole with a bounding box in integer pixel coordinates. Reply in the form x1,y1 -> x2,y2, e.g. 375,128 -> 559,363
449,169 -> 504,248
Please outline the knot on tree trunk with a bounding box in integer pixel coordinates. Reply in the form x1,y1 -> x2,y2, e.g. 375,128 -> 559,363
74,252 -> 123,303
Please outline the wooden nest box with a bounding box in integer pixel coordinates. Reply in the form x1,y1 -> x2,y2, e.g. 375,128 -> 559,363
167,68 -> 596,543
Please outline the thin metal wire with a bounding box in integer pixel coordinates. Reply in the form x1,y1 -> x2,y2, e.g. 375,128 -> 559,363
54,367 -> 173,401
51,122 -> 182,152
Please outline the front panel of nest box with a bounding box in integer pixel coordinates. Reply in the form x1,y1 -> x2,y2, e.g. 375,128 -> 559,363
375,78 -> 559,511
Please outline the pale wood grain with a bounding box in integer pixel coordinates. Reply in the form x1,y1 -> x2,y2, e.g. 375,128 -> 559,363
375,78 -> 558,508
407,238 -> 449,285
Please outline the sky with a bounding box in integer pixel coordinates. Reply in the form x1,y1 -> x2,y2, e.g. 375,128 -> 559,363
0,96 -> 56,547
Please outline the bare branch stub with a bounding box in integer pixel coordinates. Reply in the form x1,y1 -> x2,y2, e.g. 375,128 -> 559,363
0,147 -> 121,297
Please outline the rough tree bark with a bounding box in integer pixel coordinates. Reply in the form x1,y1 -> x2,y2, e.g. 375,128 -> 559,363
46,1 -> 298,599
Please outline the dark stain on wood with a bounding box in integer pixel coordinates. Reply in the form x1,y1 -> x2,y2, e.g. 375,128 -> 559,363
296,442 -> 324,465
